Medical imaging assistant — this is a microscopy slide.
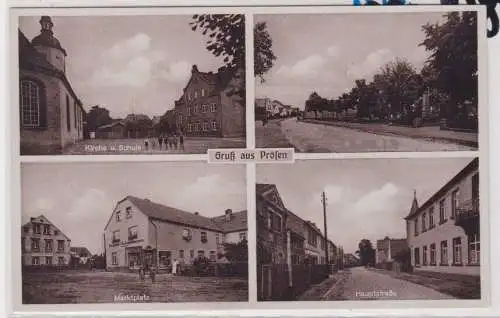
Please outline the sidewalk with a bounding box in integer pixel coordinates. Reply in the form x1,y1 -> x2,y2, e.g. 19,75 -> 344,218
255,119 -> 298,150
298,271 -> 348,301
369,268 -> 480,299
302,119 -> 478,148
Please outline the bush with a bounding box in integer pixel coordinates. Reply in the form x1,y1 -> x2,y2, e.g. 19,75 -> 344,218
192,256 -> 211,276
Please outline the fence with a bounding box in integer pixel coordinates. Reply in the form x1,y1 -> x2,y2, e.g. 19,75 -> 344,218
257,263 -> 330,301
180,262 -> 247,278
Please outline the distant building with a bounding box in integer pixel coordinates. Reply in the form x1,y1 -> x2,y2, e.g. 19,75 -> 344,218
19,16 -> 85,155
21,215 -> 71,267
405,158 -> 479,276
343,253 -> 360,267
70,246 -> 92,265
103,195 -> 246,271
375,236 -> 408,264
174,65 -> 245,138
95,121 -> 126,139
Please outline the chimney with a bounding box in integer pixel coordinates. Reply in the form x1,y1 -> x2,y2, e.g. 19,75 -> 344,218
30,217 -> 35,222
194,212 -> 199,215
225,209 -> 232,221
192,64 -> 198,73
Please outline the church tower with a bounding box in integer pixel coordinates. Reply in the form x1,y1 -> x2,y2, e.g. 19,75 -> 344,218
31,16 -> 67,73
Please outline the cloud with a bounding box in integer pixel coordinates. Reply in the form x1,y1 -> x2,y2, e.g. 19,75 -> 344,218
90,33 -> 167,88
175,174 -> 244,215
327,45 -> 341,58
101,33 -> 152,62
92,57 -> 153,87
158,61 -> 192,83
347,48 -> 394,79
352,183 -> 400,214
276,54 -> 327,78
33,198 -> 55,213
67,188 -> 109,221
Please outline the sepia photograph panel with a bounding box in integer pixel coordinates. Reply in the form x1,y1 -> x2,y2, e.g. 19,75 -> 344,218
19,162 -> 248,303
254,11 -> 480,153
256,157 -> 481,301
18,14 -> 246,156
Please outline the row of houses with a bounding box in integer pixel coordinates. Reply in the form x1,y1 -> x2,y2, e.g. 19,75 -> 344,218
375,158 -> 480,277
22,196 -> 247,272
256,183 -> 340,267
255,98 -> 300,118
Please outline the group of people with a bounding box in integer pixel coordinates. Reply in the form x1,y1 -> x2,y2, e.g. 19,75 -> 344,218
144,132 -> 184,151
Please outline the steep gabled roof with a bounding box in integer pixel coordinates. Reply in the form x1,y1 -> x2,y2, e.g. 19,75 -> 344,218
22,214 -> 71,241
211,210 -> 247,233
127,196 -> 223,232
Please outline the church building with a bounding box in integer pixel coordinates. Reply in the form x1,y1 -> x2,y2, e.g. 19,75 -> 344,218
19,16 -> 85,155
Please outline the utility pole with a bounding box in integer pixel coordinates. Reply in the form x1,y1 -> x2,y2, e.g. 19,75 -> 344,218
321,191 -> 329,275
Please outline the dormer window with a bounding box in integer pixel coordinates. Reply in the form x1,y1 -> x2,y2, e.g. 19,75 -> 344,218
194,90 -> 198,99
116,211 -> 121,222
126,207 -> 132,219
201,231 -> 207,243
201,88 -> 205,97
33,224 -> 41,234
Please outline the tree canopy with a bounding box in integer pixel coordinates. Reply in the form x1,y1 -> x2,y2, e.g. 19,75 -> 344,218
356,239 -> 375,266
86,105 -> 112,131
254,22 -> 277,82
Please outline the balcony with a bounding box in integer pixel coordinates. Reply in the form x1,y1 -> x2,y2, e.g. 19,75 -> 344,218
455,198 -> 480,236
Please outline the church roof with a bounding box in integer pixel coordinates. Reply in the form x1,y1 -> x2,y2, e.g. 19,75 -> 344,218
31,16 -> 67,55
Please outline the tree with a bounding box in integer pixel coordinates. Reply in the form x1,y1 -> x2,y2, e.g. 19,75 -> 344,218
223,239 -> 248,263
420,12 -> 477,123
377,58 -> 422,121
190,14 -> 245,70
86,105 -> 112,132
254,22 -> 277,83
356,239 -> 375,266
304,92 -> 329,112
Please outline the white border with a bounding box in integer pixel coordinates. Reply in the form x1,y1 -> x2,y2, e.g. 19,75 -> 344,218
7,3 -> 491,316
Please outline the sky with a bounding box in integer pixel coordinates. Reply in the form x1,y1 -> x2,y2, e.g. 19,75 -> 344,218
19,15 -> 229,118
21,162 -> 246,255
255,12 -> 447,109
256,157 -> 475,254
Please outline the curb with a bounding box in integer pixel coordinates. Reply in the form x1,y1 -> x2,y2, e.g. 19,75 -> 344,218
301,119 -> 478,149
320,272 -> 348,300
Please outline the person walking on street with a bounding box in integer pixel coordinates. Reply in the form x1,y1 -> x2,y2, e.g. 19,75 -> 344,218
173,133 -> 178,150
179,130 -> 185,150
163,134 -> 169,151
158,134 -> 163,150
144,138 -> 149,151
172,259 -> 179,276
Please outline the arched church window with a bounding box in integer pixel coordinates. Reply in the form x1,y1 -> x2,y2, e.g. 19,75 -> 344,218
20,80 -> 43,128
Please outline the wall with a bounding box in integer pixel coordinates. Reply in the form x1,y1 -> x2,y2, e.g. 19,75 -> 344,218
33,45 -> 65,73
406,167 -> 479,275
148,219 -> 221,266
256,197 -> 287,264
19,70 -> 62,154
225,231 -> 246,244
104,199 -> 151,269
58,81 -> 83,148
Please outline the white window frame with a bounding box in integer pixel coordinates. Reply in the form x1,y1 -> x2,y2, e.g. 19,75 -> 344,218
211,121 -> 217,130
202,122 -> 209,132
211,103 -> 217,112
468,233 -> 480,265
112,252 -> 118,265
20,80 -> 41,127
453,237 -> 462,265
440,240 -> 448,265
